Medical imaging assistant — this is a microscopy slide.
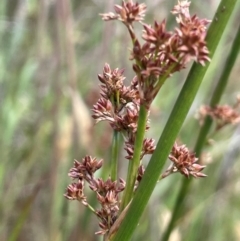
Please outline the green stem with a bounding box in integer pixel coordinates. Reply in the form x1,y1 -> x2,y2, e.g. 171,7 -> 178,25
111,130 -> 120,181
109,89 -> 121,181
161,8 -> 240,241
120,105 -> 148,210
86,203 -> 97,215
155,63 -> 177,92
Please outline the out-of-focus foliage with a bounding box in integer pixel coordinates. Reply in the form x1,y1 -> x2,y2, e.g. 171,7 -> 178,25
0,0 -> 239,241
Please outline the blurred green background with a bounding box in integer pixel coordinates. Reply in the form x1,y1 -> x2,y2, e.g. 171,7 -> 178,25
0,0 -> 240,240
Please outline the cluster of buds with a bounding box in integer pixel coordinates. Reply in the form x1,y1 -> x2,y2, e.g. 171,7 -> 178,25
64,156 -> 125,235
92,63 -> 156,162
162,142 -> 206,178
101,0 -> 211,108
101,1 -> 147,24
198,97 -> 240,130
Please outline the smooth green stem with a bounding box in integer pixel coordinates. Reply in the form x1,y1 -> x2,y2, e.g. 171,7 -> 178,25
120,105 -> 148,210
111,130 -> 120,181
86,203 -> 96,215
154,63 -> 176,94
156,60 -> 181,89
109,89 -> 120,181
161,10 -> 240,241
116,90 -> 120,108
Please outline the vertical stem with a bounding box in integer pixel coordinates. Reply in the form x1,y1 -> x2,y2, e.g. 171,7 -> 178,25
111,130 -> 120,181
121,105 -> 148,210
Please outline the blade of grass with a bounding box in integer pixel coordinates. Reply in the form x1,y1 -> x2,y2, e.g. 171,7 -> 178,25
110,0 -> 238,240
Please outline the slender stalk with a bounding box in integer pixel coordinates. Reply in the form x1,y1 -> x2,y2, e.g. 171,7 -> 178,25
161,10 -> 240,241
111,130 -> 120,181
86,203 -> 97,215
153,63 -> 178,98
110,89 -> 121,181
120,105 -> 148,210
110,0 -> 237,240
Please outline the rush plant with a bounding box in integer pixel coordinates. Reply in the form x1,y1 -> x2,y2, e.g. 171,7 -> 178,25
64,1 -> 239,240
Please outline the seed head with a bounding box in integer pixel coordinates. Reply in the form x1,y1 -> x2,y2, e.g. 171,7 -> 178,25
169,142 -> 206,178
101,1 -> 147,24
64,180 -> 88,205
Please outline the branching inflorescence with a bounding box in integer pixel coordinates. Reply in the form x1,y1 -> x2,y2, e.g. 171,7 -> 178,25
64,0 -> 211,237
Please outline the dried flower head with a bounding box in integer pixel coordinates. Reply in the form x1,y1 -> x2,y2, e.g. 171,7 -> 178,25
101,1 -> 210,109
174,15 -> 211,65
142,20 -> 171,46
198,103 -> 240,129
92,98 -> 115,124
68,156 -> 103,182
98,63 -> 125,99
168,142 -> 206,178
92,63 -> 153,163
124,135 -> 153,160
171,0 -> 191,23
101,1 -> 147,24
91,178 -> 125,235
64,180 -> 87,205
65,157 -> 125,236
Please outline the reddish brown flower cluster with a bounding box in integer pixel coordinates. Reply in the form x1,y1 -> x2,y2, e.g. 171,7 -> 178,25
64,156 -> 125,235
171,0 -> 191,20
198,99 -> 240,129
92,63 -> 155,162
162,142 -> 206,178
93,178 -> 125,235
64,179 -> 87,205
124,137 -> 155,160
101,1 -> 147,24
101,0 -> 211,108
